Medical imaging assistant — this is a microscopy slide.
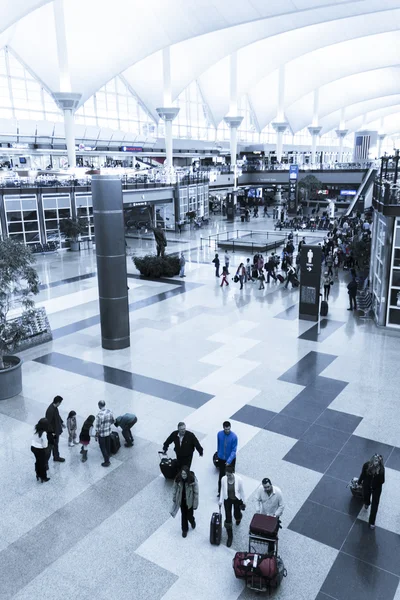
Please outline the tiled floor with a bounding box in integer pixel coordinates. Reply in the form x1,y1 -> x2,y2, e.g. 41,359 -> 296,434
1,218 -> 400,600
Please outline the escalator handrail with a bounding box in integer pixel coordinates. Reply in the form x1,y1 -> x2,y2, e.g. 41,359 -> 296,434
345,167 -> 377,217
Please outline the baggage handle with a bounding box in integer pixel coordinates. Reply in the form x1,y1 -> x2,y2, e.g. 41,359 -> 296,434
158,450 -> 169,460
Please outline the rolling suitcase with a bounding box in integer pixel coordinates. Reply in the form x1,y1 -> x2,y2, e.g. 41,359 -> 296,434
348,477 -> 363,499
292,277 -> 299,288
320,300 -> 328,316
210,506 -> 222,545
158,452 -> 179,480
249,514 -> 280,538
213,452 -> 219,468
109,431 -> 121,454
277,274 -> 284,283
252,268 -> 259,279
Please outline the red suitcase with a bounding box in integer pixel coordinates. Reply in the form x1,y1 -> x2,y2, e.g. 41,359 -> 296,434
249,514 -> 280,538
277,274 -> 284,283
233,552 -> 277,580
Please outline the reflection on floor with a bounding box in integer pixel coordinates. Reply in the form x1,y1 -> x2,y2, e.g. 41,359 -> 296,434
1,222 -> 400,600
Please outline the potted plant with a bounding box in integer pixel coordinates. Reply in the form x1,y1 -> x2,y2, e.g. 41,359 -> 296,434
0,238 -> 40,400
59,217 -> 83,251
298,175 -> 324,207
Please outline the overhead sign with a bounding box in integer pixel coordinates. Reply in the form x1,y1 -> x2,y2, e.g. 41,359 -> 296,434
340,190 -> 357,196
289,165 -> 299,180
120,146 -> 143,152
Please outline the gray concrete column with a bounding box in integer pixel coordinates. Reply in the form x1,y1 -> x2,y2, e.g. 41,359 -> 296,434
91,175 -> 130,350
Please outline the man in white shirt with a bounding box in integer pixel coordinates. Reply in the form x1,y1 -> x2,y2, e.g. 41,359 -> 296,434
256,478 -> 284,518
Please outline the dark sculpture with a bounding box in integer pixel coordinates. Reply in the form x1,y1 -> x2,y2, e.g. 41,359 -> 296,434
151,224 -> 167,257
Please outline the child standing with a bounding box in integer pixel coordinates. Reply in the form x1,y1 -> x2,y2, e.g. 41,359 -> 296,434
67,410 -> 79,447
258,271 -> 265,290
245,258 -> 253,282
79,415 -> 95,462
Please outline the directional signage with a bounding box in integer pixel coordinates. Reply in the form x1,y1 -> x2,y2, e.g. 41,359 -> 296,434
299,244 -> 322,322
288,165 -> 299,215
289,165 -> 299,180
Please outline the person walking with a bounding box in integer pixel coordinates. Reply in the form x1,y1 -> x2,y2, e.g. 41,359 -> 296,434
79,415 -> 95,462
224,251 -> 230,274
163,422 -> 203,469
323,271 -> 332,301
236,263 -> 246,290
67,410 -> 79,447
358,454 -> 385,529
219,466 -> 245,547
170,466 -> 199,538
347,277 -> 358,311
284,264 -> 296,289
256,478 -> 284,518
95,400 -> 114,467
220,266 -> 229,287
114,413 -> 137,447
265,255 -> 277,283
245,258 -> 253,282
179,252 -> 186,278
326,253 -> 334,277
45,395 -> 66,463
31,418 -> 50,482
212,253 -> 220,277
216,421 -> 238,495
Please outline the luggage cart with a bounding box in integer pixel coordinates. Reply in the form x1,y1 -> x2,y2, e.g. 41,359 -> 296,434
246,521 -> 285,593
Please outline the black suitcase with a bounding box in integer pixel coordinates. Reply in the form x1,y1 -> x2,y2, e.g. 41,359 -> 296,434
320,300 -> 328,316
292,277 -> 299,288
110,431 -> 121,454
158,452 -> 179,480
252,268 -> 259,279
210,506 -> 222,545
277,274 -> 284,283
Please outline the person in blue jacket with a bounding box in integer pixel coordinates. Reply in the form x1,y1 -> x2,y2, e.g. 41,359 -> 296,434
216,421 -> 238,496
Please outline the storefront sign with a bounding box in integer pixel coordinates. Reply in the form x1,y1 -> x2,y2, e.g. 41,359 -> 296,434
120,146 -> 143,152
340,190 -> 357,196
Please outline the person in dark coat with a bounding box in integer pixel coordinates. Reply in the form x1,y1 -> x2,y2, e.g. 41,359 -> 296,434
114,413 -> 137,447
45,395 -> 65,462
358,454 -> 385,529
163,422 -> 203,469
212,253 -> 220,277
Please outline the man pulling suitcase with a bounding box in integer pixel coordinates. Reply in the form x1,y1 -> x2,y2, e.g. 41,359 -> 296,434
163,422 -> 203,469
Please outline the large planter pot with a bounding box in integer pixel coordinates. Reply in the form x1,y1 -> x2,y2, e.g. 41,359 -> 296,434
70,241 -> 80,252
0,355 -> 23,400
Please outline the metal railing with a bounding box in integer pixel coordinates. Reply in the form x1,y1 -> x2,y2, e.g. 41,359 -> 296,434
201,229 -> 297,252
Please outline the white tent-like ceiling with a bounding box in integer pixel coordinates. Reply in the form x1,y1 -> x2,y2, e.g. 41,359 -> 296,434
1,0 -> 400,138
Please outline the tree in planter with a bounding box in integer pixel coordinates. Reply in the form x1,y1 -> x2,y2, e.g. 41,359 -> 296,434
0,238 -> 40,370
298,175 -> 324,207
59,217 -> 84,247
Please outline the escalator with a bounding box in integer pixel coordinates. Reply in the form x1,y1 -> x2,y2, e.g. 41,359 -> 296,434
345,166 -> 377,217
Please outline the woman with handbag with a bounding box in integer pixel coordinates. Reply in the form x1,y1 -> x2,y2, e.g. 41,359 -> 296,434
170,466 -> 199,538
358,454 -> 385,529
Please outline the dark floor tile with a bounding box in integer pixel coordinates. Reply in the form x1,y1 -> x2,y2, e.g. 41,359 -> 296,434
308,475 -> 362,517
315,594 -> 334,600
386,447 -> 400,473
0,547 -> 50,600
315,409 -> 363,434
231,405 -> 276,428
39,271 -> 97,290
308,376 -> 348,396
326,453 -> 364,484
264,414 -> 311,439
279,351 -> 337,386
340,435 -> 394,464
280,397 -> 327,423
298,319 -> 345,342
288,500 -> 354,550
301,424 -> 351,453
321,551 -> 400,600
34,352 -> 213,407
283,440 -> 337,473
274,304 -> 298,320
342,519 -> 400,576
